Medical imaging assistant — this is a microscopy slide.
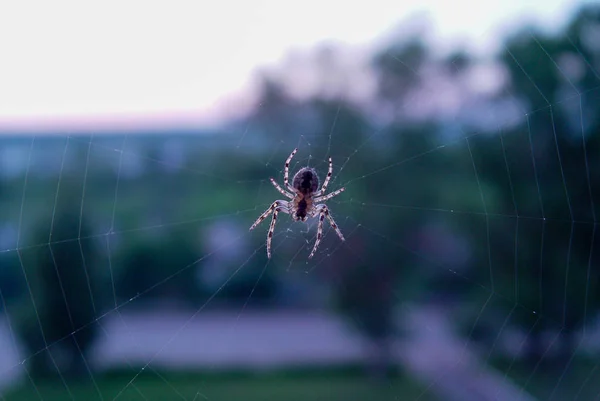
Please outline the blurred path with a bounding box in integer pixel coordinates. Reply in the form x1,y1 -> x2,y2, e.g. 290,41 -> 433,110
0,317 -> 25,394
398,304 -> 538,401
90,308 -> 368,370
1,306 -> 538,400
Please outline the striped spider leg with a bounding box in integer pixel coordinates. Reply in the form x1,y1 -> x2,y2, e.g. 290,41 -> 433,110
308,204 -> 345,259
269,177 -> 294,199
313,186 -> 345,203
249,200 -> 291,258
313,157 -> 333,197
283,148 -> 298,192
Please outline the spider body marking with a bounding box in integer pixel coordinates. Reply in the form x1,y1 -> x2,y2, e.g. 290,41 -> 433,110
292,167 -> 318,222
249,148 -> 346,259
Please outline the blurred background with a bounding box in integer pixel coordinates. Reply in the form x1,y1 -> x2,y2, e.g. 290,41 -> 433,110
1,1 -> 600,400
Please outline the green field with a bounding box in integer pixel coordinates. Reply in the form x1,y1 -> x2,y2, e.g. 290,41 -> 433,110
490,356 -> 600,400
5,370 -> 437,401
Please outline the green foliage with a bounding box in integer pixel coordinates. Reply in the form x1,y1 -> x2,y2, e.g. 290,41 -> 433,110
117,230 -> 203,305
466,6 -> 600,366
16,201 -> 99,379
329,4 -> 600,372
5,370 -> 434,401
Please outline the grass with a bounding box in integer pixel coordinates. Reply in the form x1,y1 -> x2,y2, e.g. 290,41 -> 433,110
4,368 -> 437,401
490,355 -> 600,400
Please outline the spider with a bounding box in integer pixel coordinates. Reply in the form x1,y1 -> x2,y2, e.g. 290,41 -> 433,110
249,148 -> 346,259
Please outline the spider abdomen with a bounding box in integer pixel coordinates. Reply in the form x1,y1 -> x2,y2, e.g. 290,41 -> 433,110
292,167 -> 319,195
295,197 -> 310,220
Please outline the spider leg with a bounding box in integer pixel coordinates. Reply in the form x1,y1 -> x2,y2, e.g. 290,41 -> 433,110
314,157 -> 333,197
313,187 -> 345,203
308,204 -> 344,259
267,203 -> 292,258
270,177 -> 294,199
266,207 -> 282,259
308,208 -> 326,259
316,204 -> 345,241
249,200 -> 288,231
283,148 -> 298,188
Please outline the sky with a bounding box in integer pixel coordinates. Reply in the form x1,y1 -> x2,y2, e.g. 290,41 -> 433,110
0,0 -> 583,132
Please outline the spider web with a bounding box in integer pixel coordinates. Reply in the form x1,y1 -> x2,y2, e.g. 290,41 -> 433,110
1,6 -> 600,401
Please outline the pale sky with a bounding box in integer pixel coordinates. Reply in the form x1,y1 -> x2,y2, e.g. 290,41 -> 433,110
0,0 -> 582,131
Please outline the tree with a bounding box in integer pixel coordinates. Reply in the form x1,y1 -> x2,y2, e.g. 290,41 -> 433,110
488,5 -> 600,367
18,203 -> 99,379
118,230 -> 202,306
